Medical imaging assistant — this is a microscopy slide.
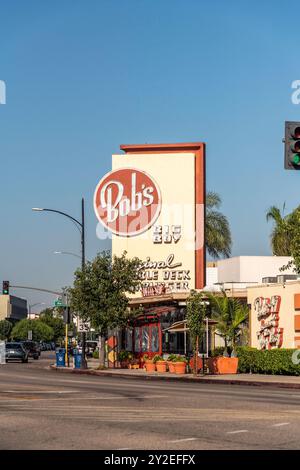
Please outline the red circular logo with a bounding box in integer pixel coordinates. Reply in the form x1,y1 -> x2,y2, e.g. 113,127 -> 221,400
94,168 -> 161,236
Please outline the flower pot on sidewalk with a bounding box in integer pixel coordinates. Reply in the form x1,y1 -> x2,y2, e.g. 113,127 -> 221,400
156,361 -> 167,373
208,356 -> 239,374
144,360 -> 156,372
167,361 -> 176,373
174,361 -> 186,374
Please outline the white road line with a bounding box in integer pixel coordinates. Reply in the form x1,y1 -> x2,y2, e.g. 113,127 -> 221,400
168,438 -> 197,443
2,390 -> 78,394
272,422 -> 290,427
226,430 -> 248,434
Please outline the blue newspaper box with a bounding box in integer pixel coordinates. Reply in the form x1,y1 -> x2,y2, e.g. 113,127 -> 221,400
56,348 -> 66,367
74,353 -> 82,369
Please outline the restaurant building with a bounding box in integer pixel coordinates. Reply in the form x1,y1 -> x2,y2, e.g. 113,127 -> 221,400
94,142 -> 208,362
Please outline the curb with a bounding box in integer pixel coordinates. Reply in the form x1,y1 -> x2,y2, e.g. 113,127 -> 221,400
48,365 -> 300,390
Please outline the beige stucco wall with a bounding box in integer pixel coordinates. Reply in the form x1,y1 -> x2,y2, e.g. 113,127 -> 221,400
0,295 -> 10,321
218,256 -> 293,284
111,152 -> 198,295
248,282 -> 300,349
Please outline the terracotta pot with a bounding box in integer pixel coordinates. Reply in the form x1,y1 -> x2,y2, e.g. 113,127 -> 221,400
167,361 -> 176,373
156,361 -> 167,373
145,361 -> 156,372
174,361 -> 186,374
208,356 -> 239,374
189,355 -> 203,373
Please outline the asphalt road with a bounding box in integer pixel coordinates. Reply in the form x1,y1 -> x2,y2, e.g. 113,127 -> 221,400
0,352 -> 300,450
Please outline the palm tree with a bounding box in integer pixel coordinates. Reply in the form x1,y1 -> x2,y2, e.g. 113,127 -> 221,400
266,204 -> 292,256
206,191 -> 232,259
207,291 -> 249,356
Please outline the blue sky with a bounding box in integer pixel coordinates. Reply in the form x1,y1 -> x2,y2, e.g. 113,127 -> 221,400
1,0 -> 300,308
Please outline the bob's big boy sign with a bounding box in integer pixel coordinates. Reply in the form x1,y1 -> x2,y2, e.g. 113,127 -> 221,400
94,142 -> 206,295
94,168 -> 161,236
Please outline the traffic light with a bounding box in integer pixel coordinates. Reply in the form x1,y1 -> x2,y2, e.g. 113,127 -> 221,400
284,121 -> 300,169
2,281 -> 9,295
63,306 -> 71,324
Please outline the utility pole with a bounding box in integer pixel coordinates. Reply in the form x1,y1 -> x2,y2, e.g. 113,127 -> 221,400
80,197 -> 87,369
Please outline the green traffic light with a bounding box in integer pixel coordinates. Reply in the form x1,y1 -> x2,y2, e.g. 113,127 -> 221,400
293,154 -> 300,165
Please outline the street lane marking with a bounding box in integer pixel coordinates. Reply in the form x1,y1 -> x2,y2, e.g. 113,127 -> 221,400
167,438 -> 197,443
272,422 -> 290,427
226,430 -> 248,434
2,390 -> 79,394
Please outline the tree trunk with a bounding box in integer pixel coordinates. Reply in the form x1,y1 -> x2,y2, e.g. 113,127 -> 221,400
98,335 -> 105,368
193,336 -> 199,377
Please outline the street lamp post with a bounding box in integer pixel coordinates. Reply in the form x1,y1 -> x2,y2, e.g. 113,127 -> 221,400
32,197 -> 87,369
54,251 -> 81,259
28,302 -> 45,317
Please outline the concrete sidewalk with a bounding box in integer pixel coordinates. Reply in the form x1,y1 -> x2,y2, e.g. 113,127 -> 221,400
49,361 -> 300,390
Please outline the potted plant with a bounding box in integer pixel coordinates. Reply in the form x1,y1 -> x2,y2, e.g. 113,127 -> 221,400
174,355 -> 187,374
142,354 -> 156,372
207,292 -> 249,374
153,354 -> 167,372
167,354 -> 177,373
118,350 -> 133,369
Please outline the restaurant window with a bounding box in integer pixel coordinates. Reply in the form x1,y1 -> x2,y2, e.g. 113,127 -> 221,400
125,328 -> 133,351
150,325 -> 159,352
142,326 -> 149,352
134,327 -> 141,352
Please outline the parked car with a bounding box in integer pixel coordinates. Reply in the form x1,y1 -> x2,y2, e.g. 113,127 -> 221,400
86,341 -> 98,357
21,341 -> 40,360
5,342 -> 29,363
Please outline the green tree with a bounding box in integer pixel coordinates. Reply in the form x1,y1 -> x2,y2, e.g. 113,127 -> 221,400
207,291 -> 249,356
266,204 -> 293,256
186,291 -> 208,376
11,319 -> 54,342
206,191 -> 232,259
69,250 -> 141,365
281,207 -> 300,274
39,308 -> 65,343
0,319 -> 13,340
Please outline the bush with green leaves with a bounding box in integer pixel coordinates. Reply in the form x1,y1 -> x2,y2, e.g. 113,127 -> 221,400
153,355 -> 164,363
39,308 -> 65,342
211,346 -> 226,357
11,319 -> 54,342
0,319 -> 13,340
118,350 -> 133,362
167,354 -> 178,362
175,355 -> 188,363
236,347 -> 300,376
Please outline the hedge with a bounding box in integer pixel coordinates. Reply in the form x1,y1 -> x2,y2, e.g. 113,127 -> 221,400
236,347 -> 300,376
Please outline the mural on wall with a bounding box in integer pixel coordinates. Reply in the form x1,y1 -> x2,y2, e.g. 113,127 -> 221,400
254,295 -> 283,349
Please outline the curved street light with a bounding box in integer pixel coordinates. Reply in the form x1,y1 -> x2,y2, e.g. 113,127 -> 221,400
28,302 -> 45,316
54,251 -> 81,260
32,198 -> 87,369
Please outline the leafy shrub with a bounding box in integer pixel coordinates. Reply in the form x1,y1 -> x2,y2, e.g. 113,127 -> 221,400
236,347 -> 300,376
118,350 -> 133,362
11,319 -> 54,342
92,350 -> 99,359
175,355 -> 187,363
167,354 -> 178,362
210,347 -> 225,357
153,355 -> 164,363
142,353 -> 151,362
